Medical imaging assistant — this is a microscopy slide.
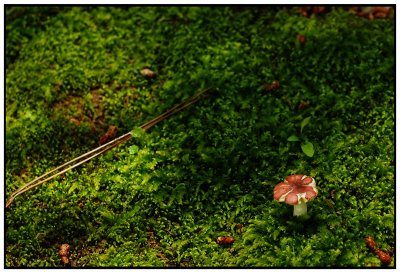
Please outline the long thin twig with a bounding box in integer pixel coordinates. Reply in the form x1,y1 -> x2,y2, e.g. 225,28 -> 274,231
6,88 -> 212,209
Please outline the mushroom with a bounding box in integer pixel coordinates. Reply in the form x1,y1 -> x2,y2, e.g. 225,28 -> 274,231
273,174 -> 318,217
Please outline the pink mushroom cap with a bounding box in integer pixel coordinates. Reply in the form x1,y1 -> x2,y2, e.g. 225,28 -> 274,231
273,174 -> 318,205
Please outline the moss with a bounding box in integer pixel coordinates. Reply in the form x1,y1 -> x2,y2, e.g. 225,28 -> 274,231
6,6 -> 394,267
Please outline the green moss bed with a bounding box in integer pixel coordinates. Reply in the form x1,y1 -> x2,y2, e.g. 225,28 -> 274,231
5,6 -> 394,267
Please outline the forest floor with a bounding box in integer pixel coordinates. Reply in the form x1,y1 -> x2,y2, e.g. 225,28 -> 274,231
5,6 -> 394,267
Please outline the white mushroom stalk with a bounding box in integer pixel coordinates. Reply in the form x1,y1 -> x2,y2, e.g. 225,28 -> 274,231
273,174 -> 318,217
293,198 -> 307,217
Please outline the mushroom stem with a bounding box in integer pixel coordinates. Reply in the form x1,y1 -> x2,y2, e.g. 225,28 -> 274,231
293,202 -> 307,217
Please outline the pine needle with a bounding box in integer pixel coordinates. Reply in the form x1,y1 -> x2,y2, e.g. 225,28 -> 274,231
6,88 -> 212,209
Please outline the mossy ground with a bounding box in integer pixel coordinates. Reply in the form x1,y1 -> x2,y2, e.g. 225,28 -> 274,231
5,6 -> 394,267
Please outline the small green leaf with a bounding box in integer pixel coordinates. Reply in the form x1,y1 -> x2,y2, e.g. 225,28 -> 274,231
68,183 -> 78,194
300,117 -> 311,133
169,183 -> 186,205
128,145 -> 139,155
301,141 -> 314,157
287,135 -> 300,142
131,127 -> 144,138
